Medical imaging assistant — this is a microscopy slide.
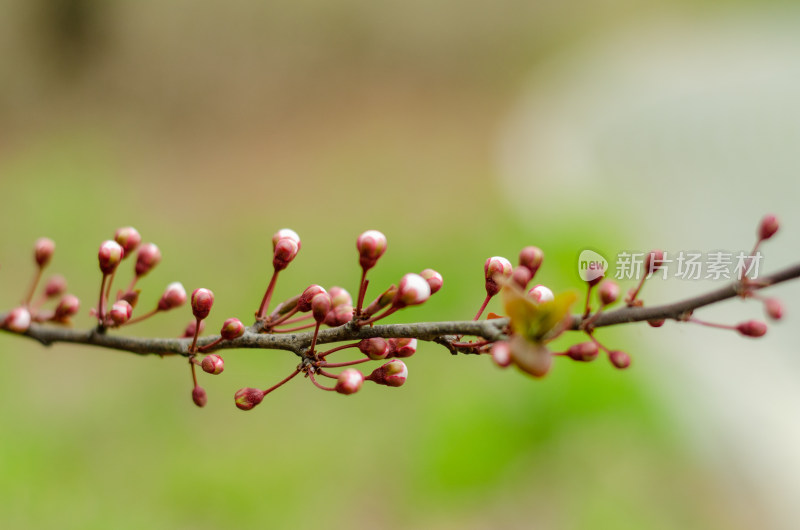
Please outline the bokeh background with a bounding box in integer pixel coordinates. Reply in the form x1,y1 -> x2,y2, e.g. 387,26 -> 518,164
1,1 -> 799,528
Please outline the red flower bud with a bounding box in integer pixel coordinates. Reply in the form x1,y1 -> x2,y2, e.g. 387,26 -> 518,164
644,250 -> 665,274
608,350 -> 631,369
511,266 -> 533,289
736,320 -> 767,338
324,304 -> 353,327
201,354 -> 225,375
647,319 -> 666,328
271,228 -> 301,251
109,300 -> 132,325
366,359 -> 407,387
764,298 -> 783,321
519,246 -> 543,276
158,282 -> 187,311
135,243 -> 161,277
3,307 -> 31,333
758,214 -> 779,241
34,237 -> 55,268
356,230 -> 387,271
597,280 -> 620,306
484,256 -> 513,296
328,286 -> 353,308
44,275 -> 67,298
393,273 -> 431,308
191,288 -> 214,320
528,284 -> 554,303
114,226 -> 141,257
389,338 -> 417,358
311,292 -> 332,323
298,285 -> 327,312
491,341 -> 512,368
566,341 -> 599,362
192,386 -> 208,408
98,240 -> 124,275
181,319 -> 205,338
54,294 -> 80,321
335,369 -> 364,395
358,337 -> 390,360
235,387 -> 265,410
419,269 -> 443,295
273,237 -> 300,271
220,318 -> 245,340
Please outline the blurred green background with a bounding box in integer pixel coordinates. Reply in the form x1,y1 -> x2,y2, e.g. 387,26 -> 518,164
0,1 -> 797,529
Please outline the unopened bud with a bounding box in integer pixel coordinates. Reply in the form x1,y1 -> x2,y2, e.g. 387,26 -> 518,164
235,387 -> 265,411
366,359 -> 407,387
335,369 -> 364,395
511,266 -> 533,289
566,342 -> 599,362
98,240 -> 124,275
356,230 -> 387,271
298,285 -> 327,312
201,354 -> 225,375
764,298 -> 783,321
419,269 -> 443,295
528,284 -> 554,303
389,338 -> 417,358
363,285 -> 397,316
311,292 -> 332,323
158,282 -> 187,311
598,280 -> 620,306
181,319 -> 205,338
608,350 -> 631,369
109,300 -> 132,325
272,228 -> 301,251
393,273 -> 431,308
484,256 -> 513,296
737,320 -> 767,338
135,243 -> 161,277
644,250 -> 665,274
519,246 -> 544,276
758,214 -> 779,241
358,338 -> 390,360
191,288 -> 214,320
328,286 -> 353,307
54,294 -> 80,321
44,275 -> 67,298
4,307 -> 31,333
114,226 -> 141,256
34,237 -> 55,268
273,237 -> 300,271
647,319 -> 666,328
324,304 -> 353,327
491,341 -> 512,367
192,386 -> 208,408
220,318 -> 245,340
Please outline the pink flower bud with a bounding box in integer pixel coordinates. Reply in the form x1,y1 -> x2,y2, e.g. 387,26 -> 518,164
158,282 -> 187,311
389,338 -> 417,358
358,337 -> 390,360
484,256 -> 513,296
511,266 -> 532,289
491,341 -> 512,368
608,350 -> 631,369
181,319 -> 205,338
758,214 -> 779,241
328,286 -> 353,308
737,320 -> 767,338
566,342 -> 599,362
4,307 -> 31,333
419,269 -> 443,295
192,386 -> 207,408
44,275 -> 67,298
273,237 -> 300,271
519,246 -> 544,276
644,250 -> 665,274
356,230 -> 387,271
311,292 -> 332,323
393,273 -> 431,308
366,359 -> 407,387
191,288 -> 214,320
528,284 -> 554,303
272,228 -> 301,251
335,369 -> 364,395
114,226 -> 141,257
135,243 -> 161,277
220,318 -> 245,340
54,294 -> 80,321
647,319 -> 666,328
298,285 -> 327,312
324,304 -> 353,327
597,280 -> 620,306
34,237 -> 55,268
109,300 -> 132,325
98,240 -> 124,275
235,387 -> 265,410
201,354 -> 225,375
764,298 -> 783,321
